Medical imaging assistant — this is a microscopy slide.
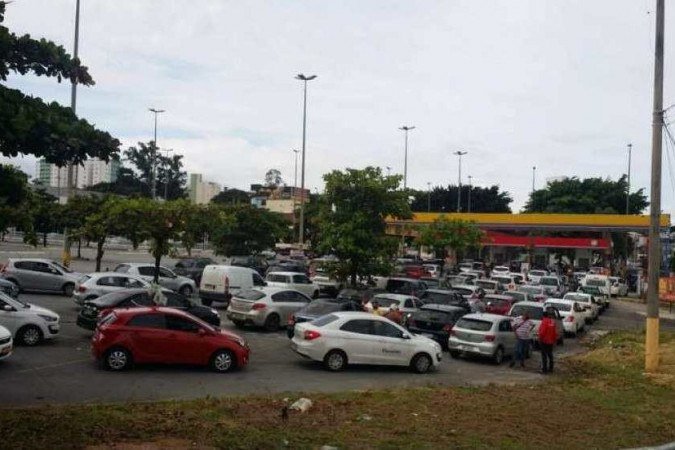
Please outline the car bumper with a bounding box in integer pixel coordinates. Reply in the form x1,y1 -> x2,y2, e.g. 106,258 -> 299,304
562,321 -> 577,333
448,337 -> 498,357
43,323 -> 60,339
235,347 -> 251,368
226,309 -> 266,326
290,338 -> 324,362
409,328 -> 449,348
0,342 -> 13,361
200,291 -> 231,305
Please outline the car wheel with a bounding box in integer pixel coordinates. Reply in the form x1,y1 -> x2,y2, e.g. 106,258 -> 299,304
449,350 -> 460,359
264,314 -> 281,332
323,350 -> 347,371
201,298 -> 212,306
179,285 -> 193,297
210,349 -> 235,373
492,346 -> 505,365
62,283 -> 75,297
411,353 -> 433,374
18,325 -> 42,346
104,347 -> 132,371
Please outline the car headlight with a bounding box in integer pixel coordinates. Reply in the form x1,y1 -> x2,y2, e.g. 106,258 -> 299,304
38,314 -> 57,322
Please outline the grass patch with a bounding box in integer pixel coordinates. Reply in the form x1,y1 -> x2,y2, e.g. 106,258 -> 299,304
2,331 -> 675,449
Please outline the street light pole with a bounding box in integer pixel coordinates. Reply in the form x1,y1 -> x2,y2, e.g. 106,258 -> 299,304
532,166 -> 536,193
292,149 -> 299,241
295,74 -> 317,248
163,148 -> 174,200
626,143 -> 632,214
453,151 -> 467,212
148,108 -> 165,200
399,126 -> 415,189
467,175 -> 473,213
427,182 -> 431,212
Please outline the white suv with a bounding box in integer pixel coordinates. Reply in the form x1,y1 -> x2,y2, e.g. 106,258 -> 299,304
0,292 -> 60,346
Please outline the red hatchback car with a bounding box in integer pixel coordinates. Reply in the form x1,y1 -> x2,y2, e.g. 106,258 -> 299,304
91,307 -> 249,373
484,294 -> 517,316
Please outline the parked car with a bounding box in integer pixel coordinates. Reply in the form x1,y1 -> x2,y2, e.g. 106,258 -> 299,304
0,324 -> 12,361
451,284 -> 486,302
226,287 -> 312,331
563,292 -> 600,322
173,257 -> 215,284
291,311 -> 442,373
609,277 -> 629,297
113,263 -> 197,297
508,301 -> 564,345
370,293 -> 423,316
538,276 -> 565,297
225,255 -> 269,276
311,271 -> 344,297
91,307 -> 249,373
287,297 -> 362,338
490,266 -> 510,277
265,272 -> 320,299
517,284 -> 547,302
543,299 -> 586,337
407,304 -> 466,349
0,292 -> 60,345
77,289 -> 221,331
484,294 -> 517,316
423,264 -> 442,278
510,273 -> 525,285
491,275 -> 517,291
577,285 -> 610,309
419,277 -> 440,289
73,272 -> 149,306
527,269 -> 548,284
446,275 -> 474,287
0,278 -> 19,298
384,278 -> 427,296
266,261 -> 307,276
501,290 -> 533,304
448,313 -> 520,364
1,258 -> 81,296
475,279 -> 503,295
199,265 -> 267,306
418,289 -> 471,313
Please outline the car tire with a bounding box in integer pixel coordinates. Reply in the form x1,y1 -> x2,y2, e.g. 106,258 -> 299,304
210,349 -> 235,373
411,353 -> 433,374
323,350 -> 347,371
201,298 -> 212,306
17,325 -> 42,346
104,347 -> 132,371
179,285 -> 193,297
264,314 -> 281,332
449,350 -> 460,359
61,282 -> 75,297
492,346 -> 505,365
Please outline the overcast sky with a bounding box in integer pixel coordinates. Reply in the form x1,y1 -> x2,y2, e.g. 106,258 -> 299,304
2,0 -> 675,212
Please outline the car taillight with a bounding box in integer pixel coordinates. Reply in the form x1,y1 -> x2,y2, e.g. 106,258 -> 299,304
443,324 -> 452,333
251,303 -> 266,310
565,316 -> 574,322
78,286 -> 87,292
304,330 -> 321,340
484,334 -> 496,342
288,314 -> 296,326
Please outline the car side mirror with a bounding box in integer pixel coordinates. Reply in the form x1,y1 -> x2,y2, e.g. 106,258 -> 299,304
3,305 -> 14,312
401,333 -> 411,340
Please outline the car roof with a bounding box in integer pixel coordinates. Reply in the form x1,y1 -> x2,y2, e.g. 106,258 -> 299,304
545,298 -> 575,305
327,311 -> 390,320
239,286 -> 301,295
267,271 -> 306,276
86,272 -> 144,277
452,284 -> 478,290
419,304 -> 465,313
484,294 -> 513,300
387,277 -> 421,282
425,289 -> 459,294
9,258 -> 55,263
112,306 -> 190,318
373,293 -> 413,300
458,312 -> 508,322
512,301 -> 543,308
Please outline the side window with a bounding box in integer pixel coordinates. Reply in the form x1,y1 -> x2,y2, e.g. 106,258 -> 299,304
97,277 -> 120,287
499,320 -> 512,332
340,319 -> 373,335
404,299 -> 413,308
115,265 -> 130,273
159,267 -> 173,278
137,266 -> 154,277
15,261 -> 33,270
130,293 -> 154,306
413,299 -> 423,308
175,261 -> 186,269
271,291 -> 290,303
291,291 -> 311,303
293,275 -> 309,284
252,273 -> 265,287
166,315 -> 200,333
126,278 -> 145,288
373,320 -> 404,338
127,314 -> 165,329
197,260 -> 209,268
35,262 -> 56,274
165,293 -> 188,308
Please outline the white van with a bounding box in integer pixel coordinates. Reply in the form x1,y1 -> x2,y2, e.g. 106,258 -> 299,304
199,265 -> 266,306
581,274 -> 611,296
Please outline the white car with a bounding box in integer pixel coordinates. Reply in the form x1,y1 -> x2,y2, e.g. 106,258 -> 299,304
609,277 -> 629,297
0,324 -> 12,361
266,272 -> 320,299
544,299 -> 586,337
73,272 -> 150,305
490,266 -> 510,277
0,292 -> 60,346
370,293 -> 423,315
563,292 -> 599,323
291,312 -> 442,373
491,275 -> 517,291
527,269 -> 548,284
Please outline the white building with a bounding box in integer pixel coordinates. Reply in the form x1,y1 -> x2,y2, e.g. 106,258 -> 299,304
189,173 -> 222,204
35,159 -> 120,189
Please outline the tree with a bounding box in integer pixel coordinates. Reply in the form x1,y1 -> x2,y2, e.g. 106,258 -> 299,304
211,205 -> 289,256
264,169 -> 283,188
80,197 -> 122,271
416,217 -> 483,263
181,204 -> 218,256
410,184 -> 512,213
28,188 -> 62,247
62,194 -> 104,258
157,153 -> 187,200
211,188 -> 250,205
316,167 -> 412,286
90,166 -> 147,197
0,2 -> 120,164
523,175 -> 648,214
0,164 -> 32,234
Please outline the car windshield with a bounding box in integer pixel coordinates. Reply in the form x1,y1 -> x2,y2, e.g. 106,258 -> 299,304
95,291 -> 142,307
373,296 -> 401,307
51,261 -> 73,273
565,294 -> 590,303
301,301 -> 340,315
493,277 -> 511,284
476,280 -> 496,289
311,314 -> 339,327
503,291 -> 524,301
540,277 -> 558,286
0,292 -> 29,309
487,299 -> 509,308
510,304 -> 544,320
455,318 -> 492,332
459,263 -> 472,270
412,309 -> 453,323
421,291 -> 455,305
586,279 -> 606,287
518,286 -> 542,294
530,270 -> 546,276
546,302 -> 571,312
235,289 -> 266,301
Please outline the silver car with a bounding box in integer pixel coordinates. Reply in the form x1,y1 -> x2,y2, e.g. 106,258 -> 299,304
448,313 -> 518,364
73,272 -> 150,305
1,258 -> 81,296
226,287 -> 312,331
114,263 -> 196,296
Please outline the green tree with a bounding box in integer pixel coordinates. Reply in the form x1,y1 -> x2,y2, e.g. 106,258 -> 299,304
0,2 -> 119,164
28,188 -> 62,247
80,197 -> 122,271
0,165 -> 32,234
410,184 -> 512,213
211,205 -> 288,256
316,167 -> 412,286
62,195 -> 104,258
181,204 -> 219,256
416,217 -> 483,263
211,188 -> 250,205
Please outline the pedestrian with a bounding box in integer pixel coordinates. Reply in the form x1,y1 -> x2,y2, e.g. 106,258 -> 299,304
538,309 -> 558,374
509,313 -> 534,368
371,301 -> 385,316
384,303 -> 403,324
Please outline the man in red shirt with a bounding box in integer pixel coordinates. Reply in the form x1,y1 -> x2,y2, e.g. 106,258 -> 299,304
538,309 -> 558,374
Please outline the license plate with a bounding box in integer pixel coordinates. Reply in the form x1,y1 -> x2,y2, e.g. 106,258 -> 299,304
459,344 -> 478,352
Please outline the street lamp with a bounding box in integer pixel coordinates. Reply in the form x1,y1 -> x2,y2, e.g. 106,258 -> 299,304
467,175 -> 473,213
626,143 -> 632,214
163,148 -> 174,200
399,126 -> 415,189
295,73 -> 317,248
532,166 -> 536,193
149,108 -> 165,200
453,150 -> 467,212
292,148 -> 300,240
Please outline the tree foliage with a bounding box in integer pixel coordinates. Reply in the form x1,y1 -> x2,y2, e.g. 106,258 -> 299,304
410,184 -> 512,213
211,205 -> 289,256
80,197 -> 122,271
27,188 -> 61,247
211,188 -> 250,205
264,169 -> 283,188
0,164 -> 32,233
416,217 -> 483,261
316,167 -> 412,285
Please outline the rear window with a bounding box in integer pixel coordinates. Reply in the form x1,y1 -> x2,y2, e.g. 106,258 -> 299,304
565,294 -> 590,303
421,291 -> 452,304
530,270 -> 546,276
510,305 -> 544,320
311,314 -> 339,327
412,310 -> 453,323
586,279 -> 606,287
78,275 -> 91,283
372,296 -> 401,307
540,277 -> 558,286
503,291 -> 525,302
546,302 -> 571,312
235,289 -> 265,301
476,280 -> 496,289
303,301 -> 340,315
454,288 -> 473,296
518,286 -> 541,295
455,318 -> 493,332
493,277 -> 511,284
267,274 -> 289,283
385,279 -> 409,292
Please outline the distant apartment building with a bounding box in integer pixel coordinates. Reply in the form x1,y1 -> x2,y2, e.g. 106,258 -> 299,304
35,159 -> 120,189
189,173 -> 222,204
252,185 -> 310,219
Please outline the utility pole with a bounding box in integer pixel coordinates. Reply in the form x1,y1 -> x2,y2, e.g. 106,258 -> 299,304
292,149 -> 299,241
148,108 -> 165,200
532,166 -> 536,193
626,143 -> 632,214
467,175 -> 473,213
399,126 -> 415,189
295,73 -> 317,248
426,182 -> 431,212
453,150 -> 467,212
645,0 -> 664,373
163,148 -> 174,200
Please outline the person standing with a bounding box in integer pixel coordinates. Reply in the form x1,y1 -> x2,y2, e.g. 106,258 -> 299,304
384,303 -> 404,325
538,310 -> 558,374
510,313 -> 534,368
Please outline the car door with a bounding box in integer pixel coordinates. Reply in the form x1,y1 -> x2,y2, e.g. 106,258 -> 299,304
498,319 -> 516,356
13,261 -> 38,290
337,319 -> 378,364
372,320 -> 415,365
124,313 -> 169,363
164,314 -> 204,364
292,274 -> 313,297
136,266 -> 155,284
0,297 -> 20,334
32,262 -> 60,291
283,291 -> 312,323
158,267 -> 179,291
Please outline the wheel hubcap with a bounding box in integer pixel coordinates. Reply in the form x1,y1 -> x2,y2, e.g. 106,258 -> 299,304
108,351 -> 127,370
23,328 -> 39,345
328,354 -> 343,370
416,357 -> 430,372
214,352 -> 232,371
